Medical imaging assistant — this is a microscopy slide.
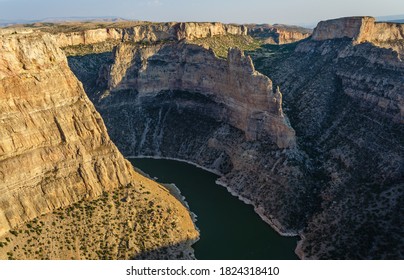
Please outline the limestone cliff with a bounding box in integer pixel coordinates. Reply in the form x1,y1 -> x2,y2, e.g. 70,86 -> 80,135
54,28 -> 122,46
0,31 -> 198,258
276,29 -> 310,44
63,17 -> 403,259
106,43 -> 295,148
50,22 -> 247,48
247,24 -> 311,44
174,22 -> 247,40
0,31 -> 130,235
68,43 -> 308,242
312,16 -> 404,55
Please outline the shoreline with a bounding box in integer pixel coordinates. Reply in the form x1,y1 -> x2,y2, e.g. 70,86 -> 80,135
0,174 -> 199,260
128,155 -> 301,258
215,179 -> 299,238
129,157 -> 202,259
294,233 -> 307,259
127,155 -> 223,176
162,183 -> 200,260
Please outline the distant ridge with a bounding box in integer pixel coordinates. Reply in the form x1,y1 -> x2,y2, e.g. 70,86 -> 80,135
37,16 -> 130,23
0,16 -> 131,27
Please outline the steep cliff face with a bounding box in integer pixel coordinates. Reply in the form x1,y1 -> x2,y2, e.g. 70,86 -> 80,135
175,22 -> 247,40
51,22 -> 247,48
304,17 -> 404,123
249,18 -> 404,259
65,16 -> 403,259
312,16 -> 404,55
0,31 -> 198,258
106,43 -> 295,148
276,29 -> 310,44
68,43 -> 310,239
247,24 -> 311,44
54,28 -> 122,46
312,17 -> 373,41
0,31 -> 131,235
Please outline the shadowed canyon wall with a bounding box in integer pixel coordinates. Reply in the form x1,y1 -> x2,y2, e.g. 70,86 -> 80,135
68,16 -> 404,259
68,41 -> 313,240
249,16 -> 404,259
106,43 -> 295,148
1,16 -> 402,260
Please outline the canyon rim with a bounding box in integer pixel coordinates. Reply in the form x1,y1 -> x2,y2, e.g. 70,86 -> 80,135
0,16 -> 403,260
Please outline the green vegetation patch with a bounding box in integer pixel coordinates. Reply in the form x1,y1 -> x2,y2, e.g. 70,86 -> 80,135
190,34 -> 262,58
61,39 -> 121,56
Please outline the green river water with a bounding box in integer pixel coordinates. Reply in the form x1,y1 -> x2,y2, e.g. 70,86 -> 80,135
130,158 -> 298,260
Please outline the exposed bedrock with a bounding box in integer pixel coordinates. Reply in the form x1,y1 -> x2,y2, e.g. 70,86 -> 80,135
18,20 -> 311,52
0,31 -> 198,256
312,16 -> 404,55
53,22 -> 247,47
249,18 -> 404,259
68,44 -> 313,238
247,24 -> 311,44
66,16 -> 404,259
0,32 -> 132,235
107,43 -> 296,148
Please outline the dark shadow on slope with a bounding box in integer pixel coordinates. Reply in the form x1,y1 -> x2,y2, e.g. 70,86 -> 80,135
67,46 -> 317,240
132,239 -> 198,260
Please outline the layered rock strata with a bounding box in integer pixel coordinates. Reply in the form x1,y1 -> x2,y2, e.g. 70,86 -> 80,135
6,17 -> 402,261
52,22 -> 247,48
0,31 -> 198,257
68,42 -> 310,243
312,16 -> 404,54
106,43 -> 295,148
249,17 -> 404,259
65,16 -> 404,259
248,24 -> 311,44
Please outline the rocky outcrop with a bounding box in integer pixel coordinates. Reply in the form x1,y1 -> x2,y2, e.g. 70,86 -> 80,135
249,18 -> 404,259
296,35 -> 404,124
6,17 -> 403,261
0,32 -> 130,235
0,28 -> 35,36
69,54 -> 308,241
175,22 -> 247,40
276,29 -> 310,44
312,16 -> 404,54
312,17 -> 374,41
54,28 -> 122,46
52,22 -> 247,48
106,43 -> 295,148
0,31 -> 198,255
64,16 -> 403,259
67,42 -> 307,240
247,24 -> 311,44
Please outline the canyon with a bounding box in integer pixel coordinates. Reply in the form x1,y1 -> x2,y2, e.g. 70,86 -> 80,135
0,16 -> 403,259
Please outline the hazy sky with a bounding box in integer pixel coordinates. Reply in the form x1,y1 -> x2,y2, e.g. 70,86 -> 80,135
0,0 -> 403,26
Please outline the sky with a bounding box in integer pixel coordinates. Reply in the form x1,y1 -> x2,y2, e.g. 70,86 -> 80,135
0,0 -> 403,26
